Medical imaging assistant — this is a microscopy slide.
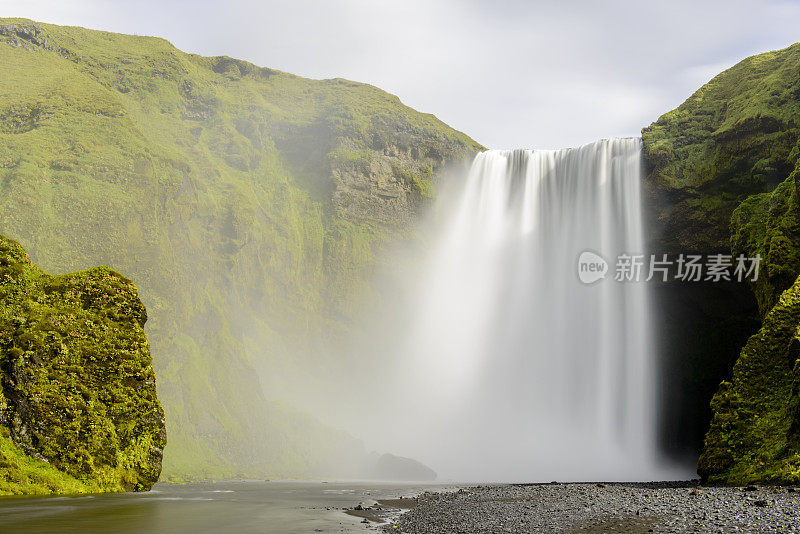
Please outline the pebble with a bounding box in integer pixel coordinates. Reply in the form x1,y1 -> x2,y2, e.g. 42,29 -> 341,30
384,482 -> 800,533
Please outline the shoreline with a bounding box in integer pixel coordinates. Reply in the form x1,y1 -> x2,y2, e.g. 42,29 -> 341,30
345,497 -> 419,525
377,482 -> 800,533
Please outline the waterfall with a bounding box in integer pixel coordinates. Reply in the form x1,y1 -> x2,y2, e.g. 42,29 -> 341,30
401,138 -> 661,481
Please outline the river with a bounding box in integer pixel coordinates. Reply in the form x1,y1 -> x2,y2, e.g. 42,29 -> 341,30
0,480 -> 456,533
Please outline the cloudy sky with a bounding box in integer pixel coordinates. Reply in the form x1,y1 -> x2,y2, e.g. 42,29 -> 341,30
2,0 -> 799,148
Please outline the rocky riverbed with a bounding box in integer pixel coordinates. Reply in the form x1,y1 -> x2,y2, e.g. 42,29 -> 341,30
381,482 -> 800,533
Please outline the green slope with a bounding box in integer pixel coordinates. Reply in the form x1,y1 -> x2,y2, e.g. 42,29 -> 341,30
1,429 -> 93,495
0,19 -> 482,478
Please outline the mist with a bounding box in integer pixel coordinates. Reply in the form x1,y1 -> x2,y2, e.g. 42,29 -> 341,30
249,139 -> 694,482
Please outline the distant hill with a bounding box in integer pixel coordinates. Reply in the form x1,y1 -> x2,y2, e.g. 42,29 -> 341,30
372,453 -> 437,481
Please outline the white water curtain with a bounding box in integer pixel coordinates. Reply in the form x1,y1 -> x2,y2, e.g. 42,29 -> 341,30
403,138 -> 658,481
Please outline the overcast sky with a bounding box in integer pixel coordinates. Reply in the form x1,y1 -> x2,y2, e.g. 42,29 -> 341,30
2,0 -> 800,148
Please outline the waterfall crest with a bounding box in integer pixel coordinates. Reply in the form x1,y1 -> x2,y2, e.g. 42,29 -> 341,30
404,138 -> 660,481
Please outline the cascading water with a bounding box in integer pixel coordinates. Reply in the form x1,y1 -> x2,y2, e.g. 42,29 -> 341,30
398,138 -> 662,481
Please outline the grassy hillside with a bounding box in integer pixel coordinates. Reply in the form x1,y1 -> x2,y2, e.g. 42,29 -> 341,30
0,19 -> 482,478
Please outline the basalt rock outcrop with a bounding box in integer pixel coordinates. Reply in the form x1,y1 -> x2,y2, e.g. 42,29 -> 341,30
0,235 -> 165,494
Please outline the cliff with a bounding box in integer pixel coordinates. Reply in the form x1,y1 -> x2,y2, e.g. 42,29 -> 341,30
0,18 -> 482,478
643,42 -> 800,482
0,234 -> 165,494
697,272 -> 800,484
643,42 -> 800,255
697,151 -> 800,483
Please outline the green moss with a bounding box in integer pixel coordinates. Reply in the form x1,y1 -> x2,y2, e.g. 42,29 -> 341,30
0,427 -> 95,495
392,162 -> 435,199
731,171 -> 800,316
698,274 -> 800,484
0,234 -> 165,493
697,155 -> 800,484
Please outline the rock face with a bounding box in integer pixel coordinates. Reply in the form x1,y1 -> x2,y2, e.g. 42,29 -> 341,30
730,173 -> 800,317
698,155 -> 800,483
698,273 -> 800,484
0,18 -> 481,479
643,42 -> 800,482
0,235 -> 166,493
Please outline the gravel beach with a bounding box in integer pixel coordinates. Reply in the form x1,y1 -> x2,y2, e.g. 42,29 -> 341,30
382,482 -> 800,533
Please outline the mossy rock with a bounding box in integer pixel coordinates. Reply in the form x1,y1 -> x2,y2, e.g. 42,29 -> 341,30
698,274 -> 800,484
0,234 -> 165,492
698,159 -> 800,484
730,171 -> 800,317
0,426 -> 94,495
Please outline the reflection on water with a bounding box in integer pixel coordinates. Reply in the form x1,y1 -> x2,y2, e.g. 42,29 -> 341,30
0,481 -> 453,534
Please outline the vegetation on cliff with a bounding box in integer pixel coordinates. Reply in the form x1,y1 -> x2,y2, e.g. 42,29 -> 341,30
0,428 -> 92,495
0,18 -> 481,478
0,234 -> 165,494
697,160 -> 800,484
698,273 -> 800,484
644,41 -> 800,483
643,42 -> 800,254
730,172 -> 800,317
